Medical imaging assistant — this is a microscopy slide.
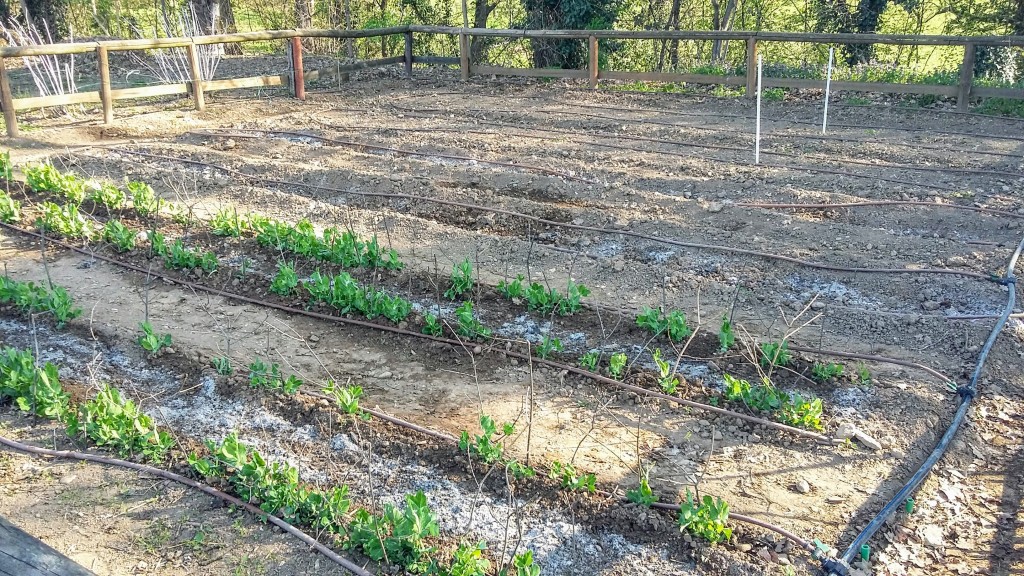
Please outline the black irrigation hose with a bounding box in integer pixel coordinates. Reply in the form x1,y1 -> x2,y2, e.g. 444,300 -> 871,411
821,233 -> 1024,576
0,435 -> 373,576
99,148 -> 995,282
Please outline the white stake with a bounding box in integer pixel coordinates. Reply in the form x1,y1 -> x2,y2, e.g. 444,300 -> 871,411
823,46 -> 834,135
755,54 -> 762,165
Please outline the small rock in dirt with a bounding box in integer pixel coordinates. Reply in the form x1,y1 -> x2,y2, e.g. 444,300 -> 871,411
854,430 -> 883,451
60,474 -> 77,485
826,496 -> 845,504
835,422 -> 859,440
922,300 -> 942,311
712,430 -> 724,441
737,543 -> 753,553
707,202 -> 724,213
309,334 -> 320,342
777,555 -> 791,566
473,345 -> 482,355
795,479 -> 811,494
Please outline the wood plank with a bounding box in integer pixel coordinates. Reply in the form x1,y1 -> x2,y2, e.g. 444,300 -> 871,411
972,86 -> 1024,98
459,33 -> 470,81
12,91 -> 102,111
588,36 -> 598,88
0,516 -> 95,576
762,77 -> 959,96
201,75 -> 285,91
474,65 -> 587,79
958,42 -> 975,111
404,31 -> 413,77
600,70 -> 746,86
305,57 -> 405,81
412,56 -> 459,65
745,38 -> 757,98
109,83 -> 188,100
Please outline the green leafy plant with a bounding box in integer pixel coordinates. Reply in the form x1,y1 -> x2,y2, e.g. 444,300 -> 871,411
455,301 -> 491,340
25,163 -> 87,203
269,261 -> 299,296
127,181 -> 160,217
422,313 -> 443,337
579,350 -> 600,371
102,219 -> 136,252
66,385 -> 174,463
88,182 -> 126,210
763,87 -> 786,101
444,541 -> 491,576
723,374 -> 823,431
0,347 -> 70,420
458,415 -> 535,479
536,335 -> 562,359
857,363 -> 871,386
248,359 -> 301,394
0,150 -> 11,182
445,259 -> 474,300
36,202 -> 91,239
626,473 -> 658,507
557,280 -> 590,316
497,275 -> 525,299
608,352 -> 627,380
652,349 -> 679,394
138,322 -> 172,353
189,433 -> 351,537
211,356 -> 232,376
759,340 -> 791,368
811,361 -> 844,383
164,240 -> 218,273
0,277 -> 82,328
211,207 -> 246,237
346,491 -> 439,570
147,230 -> 168,257
678,489 -> 732,544
504,551 -> 540,576
548,461 -> 596,493
718,316 -> 735,352
636,307 -> 691,342
322,380 -> 365,416
250,217 -> 403,270
0,190 -> 20,223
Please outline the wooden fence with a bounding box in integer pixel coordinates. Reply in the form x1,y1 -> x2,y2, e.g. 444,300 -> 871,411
1,26 -> 1022,137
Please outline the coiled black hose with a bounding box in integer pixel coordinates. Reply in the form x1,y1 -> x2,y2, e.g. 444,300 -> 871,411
822,234 -> 1024,576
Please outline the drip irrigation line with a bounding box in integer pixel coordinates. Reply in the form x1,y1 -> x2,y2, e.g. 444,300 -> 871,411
0,220 -> 832,443
735,200 -> 1024,220
823,233 -> 1024,576
187,128 -> 597,185
101,148 -> 994,282
0,434 -> 373,576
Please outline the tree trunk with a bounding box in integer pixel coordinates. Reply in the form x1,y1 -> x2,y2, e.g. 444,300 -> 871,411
220,0 -> 240,54
710,0 -> 738,64
23,0 -> 70,40
666,0 -> 680,69
469,0 -> 498,62
295,0 -> 312,28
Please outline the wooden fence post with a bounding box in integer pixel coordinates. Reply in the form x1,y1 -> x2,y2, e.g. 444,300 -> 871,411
404,31 -> 413,78
588,36 -> 598,88
459,33 -> 470,81
186,43 -> 205,111
745,37 -> 758,99
97,46 -> 113,124
957,42 -> 975,111
0,57 -> 18,138
291,36 -> 305,100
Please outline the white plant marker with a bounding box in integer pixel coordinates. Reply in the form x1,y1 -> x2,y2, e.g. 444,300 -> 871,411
755,54 -> 763,165
823,46 -> 835,135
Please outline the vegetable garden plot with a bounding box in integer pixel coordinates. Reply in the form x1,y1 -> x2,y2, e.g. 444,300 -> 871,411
0,80 -> 1022,576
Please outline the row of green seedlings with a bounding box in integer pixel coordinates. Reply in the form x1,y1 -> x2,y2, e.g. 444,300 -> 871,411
461,415 -> 734,546
10,158 -> 399,273
0,345 -> 539,576
0,275 -> 82,328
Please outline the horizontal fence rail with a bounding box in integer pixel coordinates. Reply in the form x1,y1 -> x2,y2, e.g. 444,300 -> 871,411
0,26 -> 1022,136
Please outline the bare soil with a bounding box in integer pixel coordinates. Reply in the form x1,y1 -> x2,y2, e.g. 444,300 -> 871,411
1,70 -> 1023,576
